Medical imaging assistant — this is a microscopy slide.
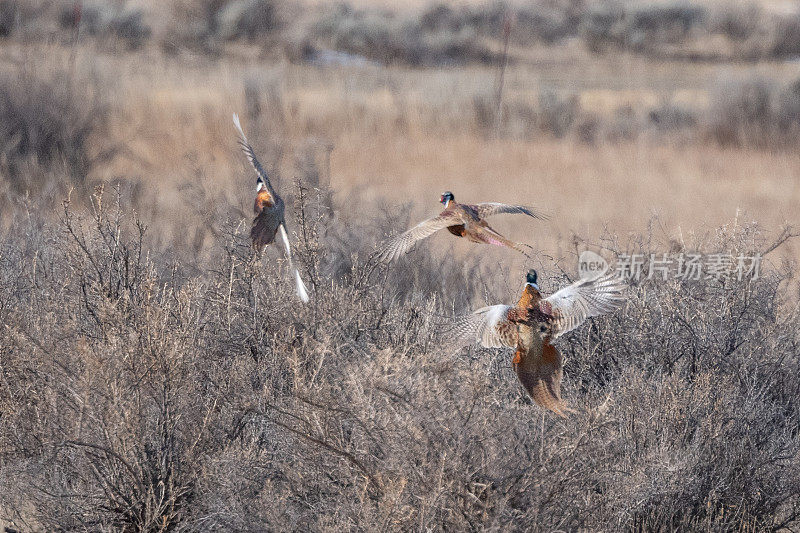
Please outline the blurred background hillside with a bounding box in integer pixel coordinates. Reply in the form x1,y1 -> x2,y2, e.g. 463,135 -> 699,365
1,0 -> 799,263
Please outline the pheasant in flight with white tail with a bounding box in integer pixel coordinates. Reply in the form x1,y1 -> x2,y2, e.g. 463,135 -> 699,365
233,113 -> 309,303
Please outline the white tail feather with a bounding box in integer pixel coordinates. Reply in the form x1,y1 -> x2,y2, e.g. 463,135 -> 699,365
232,113 -> 245,140
278,223 -> 292,257
293,268 -> 310,303
278,224 -> 310,303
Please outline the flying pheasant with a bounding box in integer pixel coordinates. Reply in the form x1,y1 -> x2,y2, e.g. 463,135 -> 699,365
450,269 -> 625,416
375,191 -> 546,263
233,113 -> 309,303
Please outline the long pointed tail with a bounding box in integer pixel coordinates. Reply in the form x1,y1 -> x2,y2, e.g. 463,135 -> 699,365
478,227 -> 534,260
513,242 -> 536,260
277,224 -> 310,303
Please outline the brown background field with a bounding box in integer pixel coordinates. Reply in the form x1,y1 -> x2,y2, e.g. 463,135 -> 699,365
3,0 -> 800,267
3,1 -> 800,530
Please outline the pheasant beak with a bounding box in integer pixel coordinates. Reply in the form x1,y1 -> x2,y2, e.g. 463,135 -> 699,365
440,195 -> 450,208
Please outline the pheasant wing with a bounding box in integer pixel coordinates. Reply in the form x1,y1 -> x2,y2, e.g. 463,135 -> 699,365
538,273 -> 626,339
375,214 -> 460,263
448,304 -> 518,350
233,113 -> 278,193
475,202 -> 548,221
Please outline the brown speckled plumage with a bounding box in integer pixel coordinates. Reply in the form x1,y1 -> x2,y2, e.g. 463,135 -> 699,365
450,270 -> 626,416
375,192 -> 547,263
233,113 -> 309,303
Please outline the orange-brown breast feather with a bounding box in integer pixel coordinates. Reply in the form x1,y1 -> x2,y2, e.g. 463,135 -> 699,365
516,284 -> 541,311
254,190 -> 274,214
506,307 -> 527,324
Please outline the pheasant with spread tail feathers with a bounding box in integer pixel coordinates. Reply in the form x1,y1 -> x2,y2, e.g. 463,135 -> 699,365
375,191 -> 547,263
233,113 -> 309,303
450,269 -> 626,416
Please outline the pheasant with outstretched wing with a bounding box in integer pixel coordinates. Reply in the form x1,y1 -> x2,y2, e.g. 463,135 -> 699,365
375,191 -> 547,263
449,269 -> 626,416
233,113 -> 309,303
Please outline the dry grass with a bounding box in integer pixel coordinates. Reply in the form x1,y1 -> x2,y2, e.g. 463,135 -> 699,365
0,189 -> 798,530
1,1 -> 800,529
3,42 -> 797,260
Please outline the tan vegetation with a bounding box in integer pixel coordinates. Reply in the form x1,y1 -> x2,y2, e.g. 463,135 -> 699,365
1,189 -> 799,530
1,0 -> 800,530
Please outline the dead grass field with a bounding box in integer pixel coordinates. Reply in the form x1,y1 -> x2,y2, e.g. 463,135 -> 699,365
3,1 -> 800,529
4,39 -> 797,262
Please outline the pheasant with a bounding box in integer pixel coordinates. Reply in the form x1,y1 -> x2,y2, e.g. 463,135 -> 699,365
375,191 -> 546,263
451,269 -> 625,416
233,113 -> 309,303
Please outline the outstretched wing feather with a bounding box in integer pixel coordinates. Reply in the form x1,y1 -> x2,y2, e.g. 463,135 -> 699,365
375,214 -> 460,263
475,202 -> 548,221
233,113 -> 277,193
448,304 -> 517,350
539,273 -> 626,339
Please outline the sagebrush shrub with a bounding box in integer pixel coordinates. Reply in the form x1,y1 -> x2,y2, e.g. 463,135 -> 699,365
0,190 -> 798,530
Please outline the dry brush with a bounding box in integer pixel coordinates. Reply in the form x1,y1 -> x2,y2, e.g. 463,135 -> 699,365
0,189 -> 798,530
